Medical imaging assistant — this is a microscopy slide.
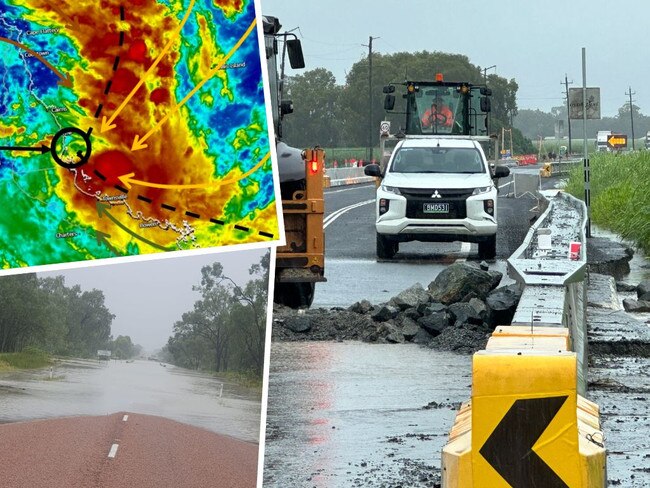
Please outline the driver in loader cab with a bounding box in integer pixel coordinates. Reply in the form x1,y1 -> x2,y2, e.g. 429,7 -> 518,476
421,102 -> 454,128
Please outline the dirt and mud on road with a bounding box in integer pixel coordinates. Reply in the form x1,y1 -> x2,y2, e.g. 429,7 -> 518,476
266,236 -> 650,487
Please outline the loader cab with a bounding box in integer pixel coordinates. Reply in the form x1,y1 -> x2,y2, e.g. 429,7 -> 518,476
383,77 -> 492,137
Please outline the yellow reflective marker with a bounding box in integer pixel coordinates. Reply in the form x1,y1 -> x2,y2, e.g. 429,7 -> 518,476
471,351 -> 581,488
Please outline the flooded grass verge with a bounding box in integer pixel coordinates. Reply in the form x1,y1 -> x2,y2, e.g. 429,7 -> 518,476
0,348 -> 51,371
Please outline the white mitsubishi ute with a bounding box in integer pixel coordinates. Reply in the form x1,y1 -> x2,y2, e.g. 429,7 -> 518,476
364,137 -> 510,260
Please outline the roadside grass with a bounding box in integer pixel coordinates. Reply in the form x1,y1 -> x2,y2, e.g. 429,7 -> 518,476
565,151 -> 650,254
214,370 -> 263,390
0,347 -> 51,371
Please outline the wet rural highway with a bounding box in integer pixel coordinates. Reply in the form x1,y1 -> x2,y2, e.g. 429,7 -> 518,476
0,359 -> 261,487
265,168 -> 650,487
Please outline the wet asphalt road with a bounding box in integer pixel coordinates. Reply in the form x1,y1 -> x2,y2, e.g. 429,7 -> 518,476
0,359 -> 261,442
264,342 -> 471,487
266,169 -> 650,487
264,169 -> 548,487
314,170 -> 539,308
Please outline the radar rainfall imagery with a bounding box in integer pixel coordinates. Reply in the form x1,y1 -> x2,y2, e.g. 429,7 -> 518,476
0,0 -> 277,271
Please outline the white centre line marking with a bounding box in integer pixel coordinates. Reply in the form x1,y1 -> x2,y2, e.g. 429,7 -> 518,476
323,199 -> 374,229
108,443 -> 119,459
122,415 -> 128,422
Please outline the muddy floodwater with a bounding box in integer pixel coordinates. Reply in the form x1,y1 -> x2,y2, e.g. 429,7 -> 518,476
0,359 -> 261,443
264,342 -> 472,487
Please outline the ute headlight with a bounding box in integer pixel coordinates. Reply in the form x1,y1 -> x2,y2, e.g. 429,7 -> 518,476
380,185 -> 401,195
472,185 -> 493,196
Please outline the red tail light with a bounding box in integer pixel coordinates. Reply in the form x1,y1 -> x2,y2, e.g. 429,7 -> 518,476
309,159 -> 319,175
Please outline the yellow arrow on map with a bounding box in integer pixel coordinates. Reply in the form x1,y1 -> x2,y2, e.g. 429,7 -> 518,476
117,151 -> 270,190
131,17 -> 257,152
100,0 -> 197,133
0,37 -> 72,88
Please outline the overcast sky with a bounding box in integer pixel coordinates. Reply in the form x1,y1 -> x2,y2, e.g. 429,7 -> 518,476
262,0 -> 650,117
38,248 -> 268,353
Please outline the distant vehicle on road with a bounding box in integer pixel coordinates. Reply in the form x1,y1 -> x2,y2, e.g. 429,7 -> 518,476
596,130 -> 612,152
364,137 -> 509,260
645,131 -> 650,149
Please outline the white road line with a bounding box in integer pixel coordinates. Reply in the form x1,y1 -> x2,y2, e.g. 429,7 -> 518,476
325,183 -> 374,194
499,180 -> 513,189
122,415 -> 128,422
108,443 -> 119,459
323,199 -> 374,229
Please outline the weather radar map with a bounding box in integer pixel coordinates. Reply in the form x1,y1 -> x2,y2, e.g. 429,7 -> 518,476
0,0 -> 277,272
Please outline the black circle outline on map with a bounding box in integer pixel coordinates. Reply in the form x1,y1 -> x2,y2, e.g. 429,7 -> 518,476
51,127 -> 92,169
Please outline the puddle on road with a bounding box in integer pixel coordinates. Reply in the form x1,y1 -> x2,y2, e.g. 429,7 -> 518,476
264,342 -> 471,487
0,359 -> 261,443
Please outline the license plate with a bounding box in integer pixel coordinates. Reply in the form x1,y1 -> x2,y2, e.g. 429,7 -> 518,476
423,202 -> 449,213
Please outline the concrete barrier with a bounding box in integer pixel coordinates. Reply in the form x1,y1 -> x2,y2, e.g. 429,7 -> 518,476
441,191 -> 606,487
324,167 -> 375,187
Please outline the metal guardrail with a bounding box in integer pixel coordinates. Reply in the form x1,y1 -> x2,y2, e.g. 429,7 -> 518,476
441,190 -> 606,487
507,190 -> 588,393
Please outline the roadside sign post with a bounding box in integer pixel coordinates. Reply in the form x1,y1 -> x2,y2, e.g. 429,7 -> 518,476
569,49 -> 602,238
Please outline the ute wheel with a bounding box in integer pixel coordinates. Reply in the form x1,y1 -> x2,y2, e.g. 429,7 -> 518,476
274,282 -> 315,309
478,235 -> 497,260
377,233 -> 398,259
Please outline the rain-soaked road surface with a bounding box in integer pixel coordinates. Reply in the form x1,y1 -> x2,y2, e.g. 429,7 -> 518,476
264,342 -> 471,487
0,358 -> 261,442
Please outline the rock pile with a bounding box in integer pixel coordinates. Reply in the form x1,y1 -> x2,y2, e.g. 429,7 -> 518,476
272,262 -> 523,354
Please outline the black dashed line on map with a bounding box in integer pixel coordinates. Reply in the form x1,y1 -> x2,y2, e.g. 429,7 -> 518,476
94,170 -> 106,181
210,218 -> 224,226
161,203 -> 176,212
185,211 -> 200,219
137,195 -> 152,204
114,185 -> 129,194
92,5 -> 125,119
259,231 -> 274,238
234,225 -> 250,233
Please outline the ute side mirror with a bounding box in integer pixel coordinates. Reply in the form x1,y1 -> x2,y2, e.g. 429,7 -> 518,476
364,163 -> 382,178
383,85 -> 395,94
287,39 -> 305,69
493,165 -> 510,178
480,96 -> 491,113
480,87 -> 492,96
384,95 -> 396,111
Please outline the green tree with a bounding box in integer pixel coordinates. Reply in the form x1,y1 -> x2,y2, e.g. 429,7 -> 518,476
283,68 -> 344,148
165,252 -> 269,377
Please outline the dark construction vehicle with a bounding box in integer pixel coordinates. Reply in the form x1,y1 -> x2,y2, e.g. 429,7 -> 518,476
263,15 -> 326,308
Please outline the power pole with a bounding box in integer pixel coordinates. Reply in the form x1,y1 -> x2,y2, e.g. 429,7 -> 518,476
625,86 -> 636,150
363,36 -> 379,162
562,75 -> 573,154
